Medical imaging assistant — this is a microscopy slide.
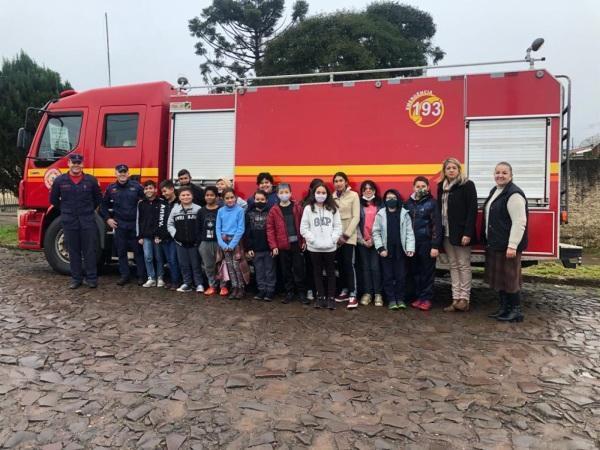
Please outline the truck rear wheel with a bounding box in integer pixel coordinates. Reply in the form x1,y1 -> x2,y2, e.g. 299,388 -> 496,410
43,217 -> 103,276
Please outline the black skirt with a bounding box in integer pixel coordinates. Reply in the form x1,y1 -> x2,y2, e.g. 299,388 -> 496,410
484,249 -> 522,293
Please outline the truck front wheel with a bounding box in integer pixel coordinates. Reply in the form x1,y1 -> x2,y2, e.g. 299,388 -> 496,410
43,217 -> 103,275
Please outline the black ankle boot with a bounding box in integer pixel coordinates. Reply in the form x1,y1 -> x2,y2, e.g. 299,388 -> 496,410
488,291 -> 508,318
327,297 -> 336,310
497,292 -> 524,322
314,296 -> 324,309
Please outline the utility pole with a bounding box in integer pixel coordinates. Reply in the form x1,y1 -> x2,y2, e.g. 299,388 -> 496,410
105,12 -> 112,87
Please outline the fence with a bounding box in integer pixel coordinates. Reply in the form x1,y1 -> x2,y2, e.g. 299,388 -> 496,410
0,190 -> 18,213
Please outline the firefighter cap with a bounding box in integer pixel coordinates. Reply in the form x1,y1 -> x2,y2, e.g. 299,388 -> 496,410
115,163 -> 129,172
68,153 -> 83,163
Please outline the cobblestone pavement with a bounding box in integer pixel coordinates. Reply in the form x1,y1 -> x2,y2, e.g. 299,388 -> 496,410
0,247 -> 599,450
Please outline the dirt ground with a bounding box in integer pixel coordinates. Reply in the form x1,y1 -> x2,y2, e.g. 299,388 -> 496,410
0,247 -> 598,449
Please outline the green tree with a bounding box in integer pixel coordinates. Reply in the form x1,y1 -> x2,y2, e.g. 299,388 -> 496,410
0,51 -> 71,194
259,2 -> 444,80
189,0 -> 308,85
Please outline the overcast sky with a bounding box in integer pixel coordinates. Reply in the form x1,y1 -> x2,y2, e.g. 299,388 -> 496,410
1,0 -> 599,143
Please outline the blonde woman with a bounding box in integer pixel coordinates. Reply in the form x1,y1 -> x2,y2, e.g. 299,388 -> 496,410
436,158 -> 478,312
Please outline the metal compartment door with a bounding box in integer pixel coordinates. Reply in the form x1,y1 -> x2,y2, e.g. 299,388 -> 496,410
170,111 -> 235,182
467,118 -> 549,202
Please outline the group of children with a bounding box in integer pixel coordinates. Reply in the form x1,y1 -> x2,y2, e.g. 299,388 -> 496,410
135,171 -> 442,311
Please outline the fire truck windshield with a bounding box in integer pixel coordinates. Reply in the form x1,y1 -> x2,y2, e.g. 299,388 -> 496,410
36,113 -> 82,162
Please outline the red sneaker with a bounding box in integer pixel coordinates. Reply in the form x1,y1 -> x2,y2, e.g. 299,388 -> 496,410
417,299 -> 432,311
204,287 -> 216,296
219,287 -> 229,297
410,299 -> 422,308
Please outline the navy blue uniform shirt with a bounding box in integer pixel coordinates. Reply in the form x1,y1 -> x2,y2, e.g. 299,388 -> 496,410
49,173 -> 102,230
100,179 -> 144,229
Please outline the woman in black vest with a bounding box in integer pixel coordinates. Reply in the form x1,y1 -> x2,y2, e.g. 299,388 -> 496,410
437,158 -> 478,312
481,162 -> 528,322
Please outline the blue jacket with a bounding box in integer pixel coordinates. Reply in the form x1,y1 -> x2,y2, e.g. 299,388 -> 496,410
100,179 -> 144,229
49,173 -> 102,230
216,204 -> 245,250
405,193 -> 443,249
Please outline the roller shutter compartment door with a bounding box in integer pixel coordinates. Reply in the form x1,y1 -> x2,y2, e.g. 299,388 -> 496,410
467,118 -> 548,201
171,111 -> 235,181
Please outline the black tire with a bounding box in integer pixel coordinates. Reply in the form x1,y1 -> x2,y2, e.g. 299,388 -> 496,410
43,217 -> 103,275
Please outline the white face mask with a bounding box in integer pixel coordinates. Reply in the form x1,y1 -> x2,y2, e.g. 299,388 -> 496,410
278,193 -> 291,202
362,194 -> 375,201
315,193 -> 327,203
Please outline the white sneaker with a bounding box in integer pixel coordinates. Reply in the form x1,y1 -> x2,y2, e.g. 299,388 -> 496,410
177,284 -> 192,292
196,284 -> 205,293
156,277 -> 165,288
142,278 -> 156,288
306,290 -> 314,301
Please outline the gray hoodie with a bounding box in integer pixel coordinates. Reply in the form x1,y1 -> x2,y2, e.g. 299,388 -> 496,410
300,204 -> 342,252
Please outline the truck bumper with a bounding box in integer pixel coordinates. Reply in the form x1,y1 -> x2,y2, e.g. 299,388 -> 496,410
559,243 -> 583,269
18,209 -> 45,250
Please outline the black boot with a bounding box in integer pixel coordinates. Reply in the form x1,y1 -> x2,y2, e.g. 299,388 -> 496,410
314,296 -> 324,309
497,292 -> 524,322
327,297 -> 336,310
488,291 -> 508,318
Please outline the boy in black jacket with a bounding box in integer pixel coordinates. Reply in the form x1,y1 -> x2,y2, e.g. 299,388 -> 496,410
245,190 -> 276,301
405,176 -> 442,311
137,180 -> 166,288
156,180 -> 181,289
197,186 -> 224,296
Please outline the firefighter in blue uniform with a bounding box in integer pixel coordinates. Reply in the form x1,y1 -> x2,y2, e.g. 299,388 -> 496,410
100,164 -> 146,285
49,153 -> 102,289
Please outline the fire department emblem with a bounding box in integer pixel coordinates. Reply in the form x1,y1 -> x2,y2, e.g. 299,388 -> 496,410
44,168 -> 62,189
406,90 -> 445,128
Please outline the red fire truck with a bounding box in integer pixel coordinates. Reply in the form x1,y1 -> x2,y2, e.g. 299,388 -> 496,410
16,48 -> 581,274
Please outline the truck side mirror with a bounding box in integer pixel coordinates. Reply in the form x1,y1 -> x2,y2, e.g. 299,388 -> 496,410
16,128 -> 32,151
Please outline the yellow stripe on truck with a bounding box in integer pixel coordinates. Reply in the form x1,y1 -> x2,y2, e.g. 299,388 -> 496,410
235,164 -> 443,176
27,167 -> 159,178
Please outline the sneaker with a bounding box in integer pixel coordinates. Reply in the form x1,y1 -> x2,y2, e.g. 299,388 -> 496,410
143,278 -> 156,288
264,291 -> 274,302
219,287 -> 229,297
204,287 -> 216,296
398,301 -> 407,309
360,293 -> 372,306
68,280 -> 82,289
254,290 -> 265,300
300,295 -> 310,305
176,284 -> 192,293
327,297 -> 336,310
374,294 -> 384,307
335,290 -> 349,302
306,290 -> 314,301
388,301 -> 399,310
417,299 -> 432,311
137,278 -> 145,286
347,297 -> 359,309
116,277 -> 130,286
410,299 -> 422,309
156,277 -> 165,288
196,284 -> 205,293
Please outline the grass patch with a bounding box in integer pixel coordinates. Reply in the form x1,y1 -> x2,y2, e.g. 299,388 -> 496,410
523,261 -> 600,281
0,224 -> 18,247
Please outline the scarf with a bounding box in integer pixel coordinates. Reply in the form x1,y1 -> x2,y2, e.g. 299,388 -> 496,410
441,178 -> 458,237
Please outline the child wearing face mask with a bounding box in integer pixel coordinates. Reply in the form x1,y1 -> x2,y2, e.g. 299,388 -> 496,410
266,183 -> 307,304
356,180 -> 384,307
404,177 -> 442,311
372,189 -> 415,310
244,190 -> 276,301
300,182 -> 342,309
